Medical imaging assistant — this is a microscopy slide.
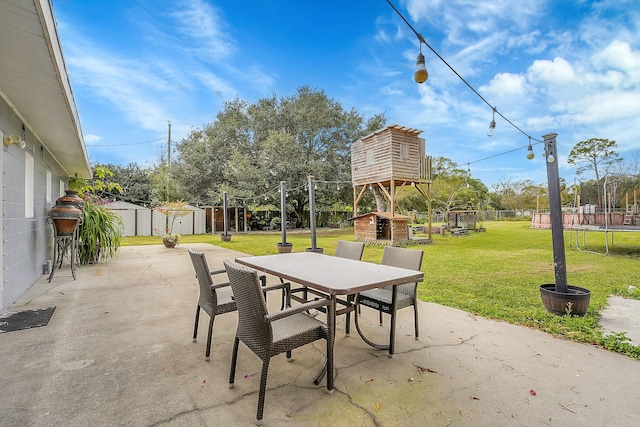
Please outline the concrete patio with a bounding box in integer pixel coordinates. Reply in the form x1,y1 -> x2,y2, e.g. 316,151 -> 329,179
1,243 -> 638,426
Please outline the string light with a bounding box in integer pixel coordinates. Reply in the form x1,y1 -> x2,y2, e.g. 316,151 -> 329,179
526,137 -> 535,160
386,0 -> 544,162
414,44 -> 428,84
487,108 -> 496,137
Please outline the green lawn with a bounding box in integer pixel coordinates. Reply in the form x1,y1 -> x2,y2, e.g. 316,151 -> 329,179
121,221 -> 640,358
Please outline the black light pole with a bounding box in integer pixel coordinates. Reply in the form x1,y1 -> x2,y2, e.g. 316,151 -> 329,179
280,181 -> 287,244
544,133 -> 568,293
223,191 -> 229,236
306,175 -> 322,253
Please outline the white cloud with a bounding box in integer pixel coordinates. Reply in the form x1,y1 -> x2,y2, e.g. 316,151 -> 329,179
481,73 -> 528,97
171,0 -> 235,61
593,41 -> 640,83
527,57 -> 576,85
84,134 -> 103,143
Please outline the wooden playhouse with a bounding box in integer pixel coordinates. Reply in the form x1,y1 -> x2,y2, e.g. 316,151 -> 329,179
352,212 -> 409,243
351,124 -> 433,244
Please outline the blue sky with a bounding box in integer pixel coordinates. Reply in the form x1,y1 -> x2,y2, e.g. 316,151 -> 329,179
53,0 -> 640,187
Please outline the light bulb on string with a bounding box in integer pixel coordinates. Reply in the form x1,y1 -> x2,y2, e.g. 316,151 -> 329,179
547,152 -> 555,163
414,44 -> 428,84
526,137 -> 535,160
487,108 -> 496,137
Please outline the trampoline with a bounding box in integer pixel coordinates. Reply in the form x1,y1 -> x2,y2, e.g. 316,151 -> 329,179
570,225 -> 640,255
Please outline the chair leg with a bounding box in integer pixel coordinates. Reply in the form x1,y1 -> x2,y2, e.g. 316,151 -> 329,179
256,359 -> 270,424
379,310 -> 383,326
193,305 -> 200,342
228,337 -> 240,388
205,316 -> 214,361
413,303 -> 420,339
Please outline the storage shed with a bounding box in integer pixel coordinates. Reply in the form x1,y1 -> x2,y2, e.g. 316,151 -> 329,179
106,201 -> 152,236
151,204 -> 206,236
353,212 -> 409,244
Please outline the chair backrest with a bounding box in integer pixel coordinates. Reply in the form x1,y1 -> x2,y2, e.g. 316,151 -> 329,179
188,249 -> 217,315
223,260 -> 272,354
381,246 -> 424,296
335,240 -> 365,261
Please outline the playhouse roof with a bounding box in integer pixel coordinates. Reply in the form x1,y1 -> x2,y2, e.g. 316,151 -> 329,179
351,211 -> 410,221
359,123 -> 423,141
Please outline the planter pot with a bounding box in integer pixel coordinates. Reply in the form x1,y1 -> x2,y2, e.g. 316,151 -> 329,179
162,237 -> 177,248
540,284 -> 591,316
277,242 -> 293,253
306,247 -> 324,254
61,189 -> 85,210
50,195 -> 82,236
221,234 -> 232,242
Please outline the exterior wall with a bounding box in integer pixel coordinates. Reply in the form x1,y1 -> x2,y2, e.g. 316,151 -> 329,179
354,215 -> 378,240
1,99 -> 68,312
150,207 -> 206,236
391,219 -> 409,240
109,207 -> 152,236
354,213 -> 409,241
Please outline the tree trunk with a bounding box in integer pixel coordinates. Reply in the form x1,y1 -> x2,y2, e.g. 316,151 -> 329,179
372,186 -> 387,212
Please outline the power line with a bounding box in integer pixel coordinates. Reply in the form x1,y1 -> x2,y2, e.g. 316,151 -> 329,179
86,137 -> 166,147
385,0 -> 544,171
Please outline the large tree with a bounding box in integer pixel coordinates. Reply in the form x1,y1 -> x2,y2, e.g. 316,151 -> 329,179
421,157 -> 490,214
173,86 -> 385,223
567,138 -> 622,207
97,162 -> 153,205
172,98 -> 251,205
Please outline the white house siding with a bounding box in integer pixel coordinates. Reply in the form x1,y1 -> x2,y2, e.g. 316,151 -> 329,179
1,109 -> 69,312
0,1 -> 91,314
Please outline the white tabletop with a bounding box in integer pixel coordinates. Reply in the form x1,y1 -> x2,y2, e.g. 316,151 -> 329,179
236,251 -> 424,296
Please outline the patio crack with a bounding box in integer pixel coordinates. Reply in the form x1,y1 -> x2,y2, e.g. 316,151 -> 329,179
333,386 -> 383,427
148,388 -> 263,426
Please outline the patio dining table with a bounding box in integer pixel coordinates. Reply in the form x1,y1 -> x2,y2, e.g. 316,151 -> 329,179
235,251 -> 425,384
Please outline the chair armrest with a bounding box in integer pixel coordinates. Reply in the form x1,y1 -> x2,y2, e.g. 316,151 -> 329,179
266,297 -> 330,322
262,282 -> 290,293
210,270 -> 264,286
211,281 -> 231,290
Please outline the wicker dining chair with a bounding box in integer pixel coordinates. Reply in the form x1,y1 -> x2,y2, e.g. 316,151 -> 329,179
223,260 -> 334,425
354,246 -> 424,356
334,241 -> 365,335
188,249 -> 236,361
189,249 -> 268,361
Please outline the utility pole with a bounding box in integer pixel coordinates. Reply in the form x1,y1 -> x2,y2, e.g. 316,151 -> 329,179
167,121 -> 171,200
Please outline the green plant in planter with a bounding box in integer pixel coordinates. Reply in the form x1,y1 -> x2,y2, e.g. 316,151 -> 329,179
78,195 -> 124,264
68,166 -> 124,264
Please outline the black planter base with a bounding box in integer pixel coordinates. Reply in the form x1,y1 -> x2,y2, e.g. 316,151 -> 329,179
540,284 -> 591,316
